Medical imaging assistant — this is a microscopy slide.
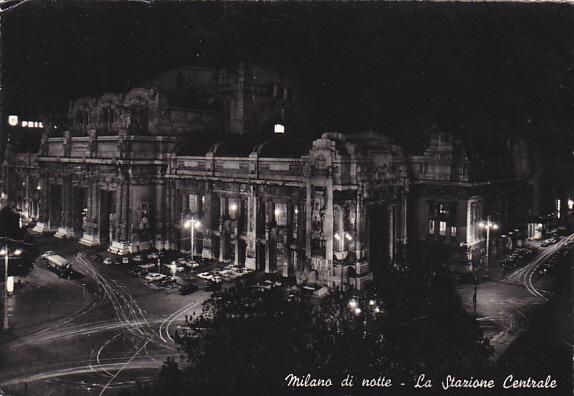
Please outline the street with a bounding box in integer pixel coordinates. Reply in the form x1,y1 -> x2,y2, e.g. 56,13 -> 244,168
458,234 -> 574,361
0,235 -> 211,395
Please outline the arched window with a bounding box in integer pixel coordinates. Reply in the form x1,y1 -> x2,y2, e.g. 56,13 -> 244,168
101,107 -> 115,131
129,105 -> 148,132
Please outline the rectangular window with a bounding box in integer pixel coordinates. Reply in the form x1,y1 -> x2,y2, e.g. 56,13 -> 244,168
275,203 -> 287,226
439,221 -> 447,236
450,226 -> 457,237
429,220 -> 435,235
189,194 -> 198,213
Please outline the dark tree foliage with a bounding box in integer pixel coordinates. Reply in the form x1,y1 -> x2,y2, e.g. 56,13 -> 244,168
133,244 -> 491,396
0,206 -> 24,240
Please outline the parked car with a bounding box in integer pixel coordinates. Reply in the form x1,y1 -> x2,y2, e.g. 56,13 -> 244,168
122,257 -> 130,264
103,257 -> 113,265
158,278 -> 177,289
254,280 -> 273,291
41,251 -> 56,258
132,255 -> 143,262
167,263 -> 185,273
145,272 -> 167,282
138,263 -> 157,270
541,238 -> 558,247
184,260 -> 200,269
128,267 -> 148,277
197,272 -> 214,281
179,283 -> 198,295
255,280 -> 280,291
147,252 -> 159,259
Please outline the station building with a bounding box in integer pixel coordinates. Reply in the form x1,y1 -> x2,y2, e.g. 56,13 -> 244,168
2,64 -> 532,287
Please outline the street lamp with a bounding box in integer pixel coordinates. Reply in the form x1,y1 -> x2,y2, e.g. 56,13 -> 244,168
1,245 -> 22,331
478,216 -> 499,278
334,231 -> 353,253
184,217 -> 201,263
229,203 -> 237,219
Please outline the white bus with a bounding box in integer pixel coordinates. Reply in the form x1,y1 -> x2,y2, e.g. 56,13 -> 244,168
45,254 -> 70,270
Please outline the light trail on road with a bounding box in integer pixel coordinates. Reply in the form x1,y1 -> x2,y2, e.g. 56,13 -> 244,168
503,233 -> 574,302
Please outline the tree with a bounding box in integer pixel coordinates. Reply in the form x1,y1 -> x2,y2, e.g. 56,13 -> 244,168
139,258 -> 492,396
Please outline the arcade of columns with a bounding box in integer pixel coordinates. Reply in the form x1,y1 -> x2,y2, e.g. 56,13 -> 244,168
14,133 -> 408,287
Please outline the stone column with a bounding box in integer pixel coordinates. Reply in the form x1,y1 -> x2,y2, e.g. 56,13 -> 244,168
323,181 -> 334,283
32,176 -> 50,233
282,202 -> 295,278
109,176 -> 130,255
201,184 -> 214,259
401,193 -> 408,246
55,177 -> 74,238
167,181 -> 177,251
218,195 -> 227,262
295,202 -> 306,272
23,174 -> 31,217
245,187 -> 258,270
305,183 -> 312,259
233,199 -> 241,266
265,200 -> 276,273
80,181 -> 100,246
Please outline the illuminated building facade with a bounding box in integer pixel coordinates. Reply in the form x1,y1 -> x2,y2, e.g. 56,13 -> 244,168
2,65 -> 532,285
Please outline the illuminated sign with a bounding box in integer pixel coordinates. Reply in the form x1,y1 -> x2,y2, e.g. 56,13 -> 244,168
8,115 -> 43,128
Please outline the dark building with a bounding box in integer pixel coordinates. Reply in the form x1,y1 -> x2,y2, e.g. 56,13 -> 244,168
2,64 -> 533,287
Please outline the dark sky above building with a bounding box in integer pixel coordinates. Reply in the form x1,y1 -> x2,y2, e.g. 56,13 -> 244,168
2,1 -> 574,153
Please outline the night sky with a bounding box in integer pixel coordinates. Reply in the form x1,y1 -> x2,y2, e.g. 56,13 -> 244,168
2,2 -> 573,153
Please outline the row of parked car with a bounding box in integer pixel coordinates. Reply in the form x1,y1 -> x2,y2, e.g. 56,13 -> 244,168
540,236 -> 561,247
197,264 -> 255,283
500,247 -> 536,270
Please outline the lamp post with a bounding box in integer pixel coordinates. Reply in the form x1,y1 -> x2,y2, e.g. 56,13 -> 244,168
229,203 -> 237,220
335,231 -> 353,287
478,216 -> 498,278
1,244 -> 22,331
348,297 -> 383,339
184,217 -> 201,263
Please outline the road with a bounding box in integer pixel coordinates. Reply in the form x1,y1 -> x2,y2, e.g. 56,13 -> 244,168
458,233 -> 574,360
0,235 -> 211,395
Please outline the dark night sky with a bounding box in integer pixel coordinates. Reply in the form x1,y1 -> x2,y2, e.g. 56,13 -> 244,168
2,1 -> 574,152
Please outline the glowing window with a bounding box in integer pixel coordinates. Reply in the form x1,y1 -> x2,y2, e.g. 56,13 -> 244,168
450,226 -> 457,237
274,203 -> 287,226
189,194 -> 198,213
428,220 -> 435,235
439,221 -> 447,236
274,124 -> 285,134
